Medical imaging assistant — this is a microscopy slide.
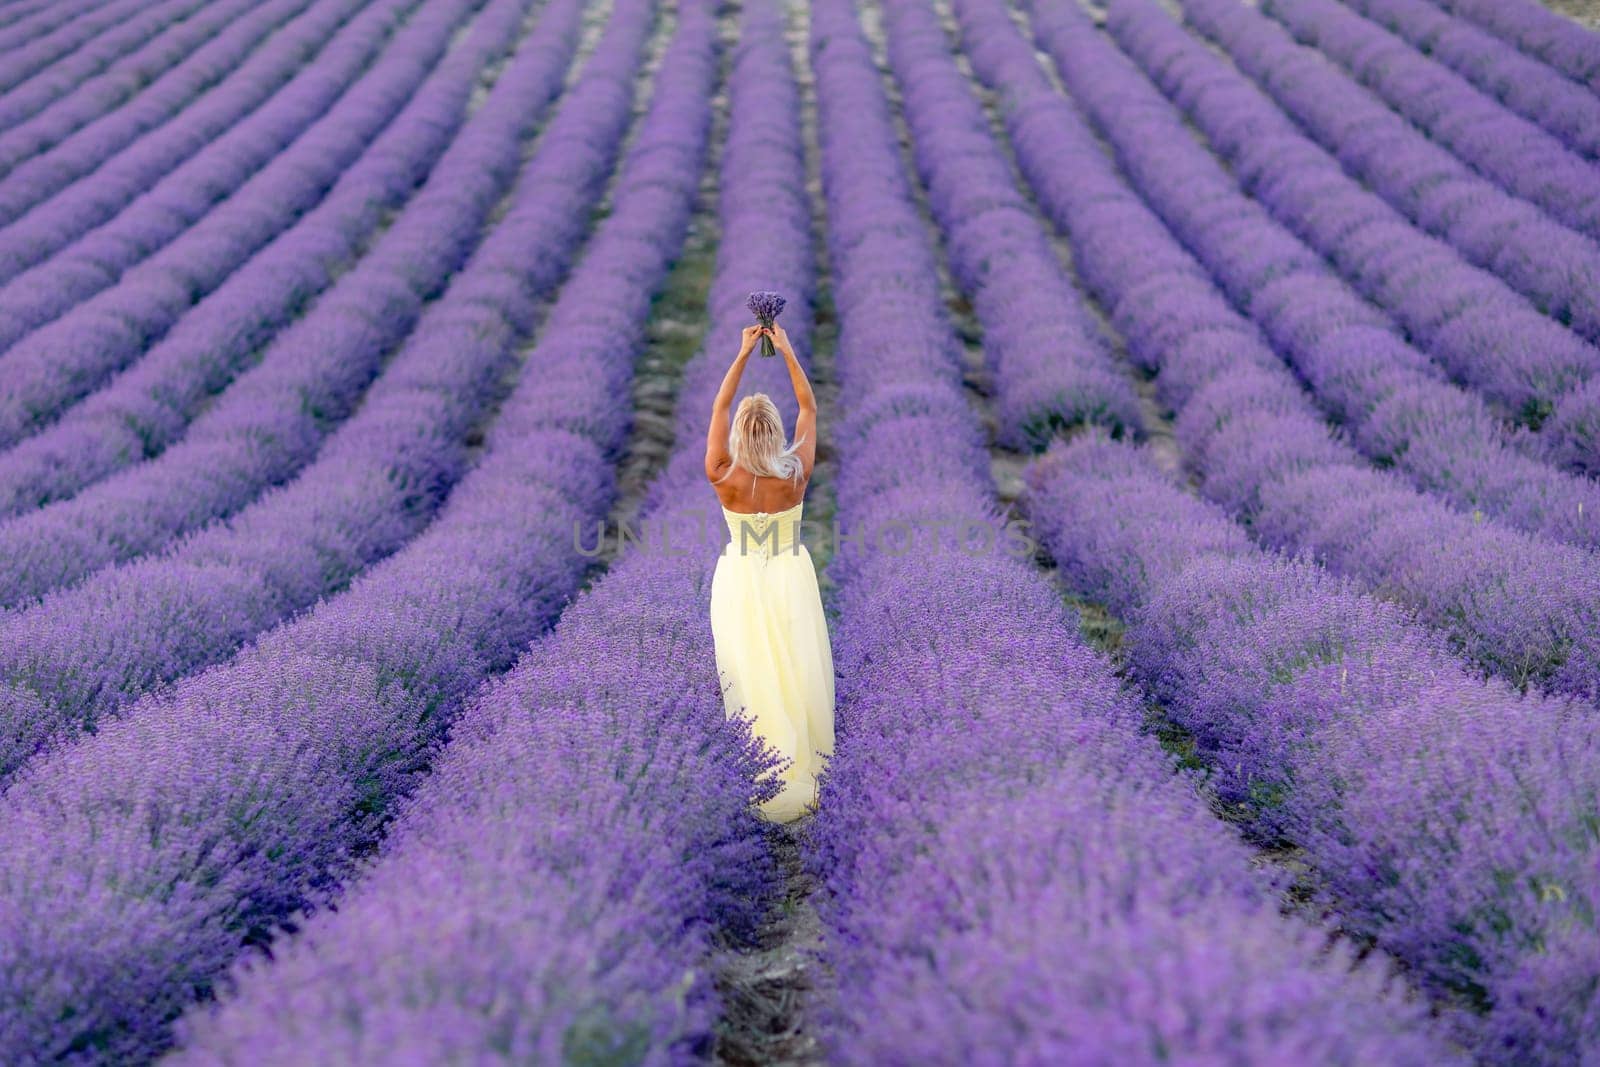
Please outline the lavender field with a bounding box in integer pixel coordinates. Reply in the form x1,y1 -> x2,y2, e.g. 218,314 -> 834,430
0,0 -> 1598,1061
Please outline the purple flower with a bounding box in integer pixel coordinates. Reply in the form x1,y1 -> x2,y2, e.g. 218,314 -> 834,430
747,289 -> 785,355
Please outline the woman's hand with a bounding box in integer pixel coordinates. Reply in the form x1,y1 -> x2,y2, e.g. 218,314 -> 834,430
768,322 -> 795,356
738,324 -> 763,358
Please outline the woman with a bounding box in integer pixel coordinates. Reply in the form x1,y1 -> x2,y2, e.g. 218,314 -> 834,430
704,319 -> 834,823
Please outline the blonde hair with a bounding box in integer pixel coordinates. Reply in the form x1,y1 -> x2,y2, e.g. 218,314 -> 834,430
718,393 -> 807,484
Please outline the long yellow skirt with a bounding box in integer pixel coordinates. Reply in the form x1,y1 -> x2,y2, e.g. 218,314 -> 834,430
710,501 -> 835,823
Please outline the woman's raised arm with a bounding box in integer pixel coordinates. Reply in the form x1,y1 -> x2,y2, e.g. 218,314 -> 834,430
705,324 -> 763,481
770,324 -> 817,479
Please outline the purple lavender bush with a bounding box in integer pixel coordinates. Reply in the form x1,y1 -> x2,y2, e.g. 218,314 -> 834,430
1340,0 -> 1600,159
1435,0 -> 1600,92
982,1 -> 1600,1050
1175,0 -> 1600,402
874,0 -> 1139,449
0,0 -> 583,606
0,0 -> 648,785
1108,0 -> 1600,432
963,0 -> 1600,562
1026,435 -> 1600,1064
0,0 -> 154,94
0,0 -> 353,266
0,0 -> 241,166
0,0 -> 435,443
0,0 -> 59,35
1021,0 -> 1600,704
168,3 -> 809,1057
1262,0 -> 1600,245
0,0 -> 216,133
803,0 -> 1453,1060
0,0 -> 693,1058
1093,0 -> 1600,551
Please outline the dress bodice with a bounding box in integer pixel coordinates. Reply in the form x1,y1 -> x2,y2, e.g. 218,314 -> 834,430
722,500 -> 805,559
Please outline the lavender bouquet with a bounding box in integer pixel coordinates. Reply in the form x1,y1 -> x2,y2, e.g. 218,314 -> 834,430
747,290 -> 786,356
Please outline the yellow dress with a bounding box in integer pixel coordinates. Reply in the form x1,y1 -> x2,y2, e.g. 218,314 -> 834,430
710,499 -> 835,823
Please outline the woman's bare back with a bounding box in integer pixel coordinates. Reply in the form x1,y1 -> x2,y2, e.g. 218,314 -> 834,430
712,465 -> 808,514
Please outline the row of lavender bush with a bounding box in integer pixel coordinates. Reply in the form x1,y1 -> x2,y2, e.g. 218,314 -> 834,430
0,0 -> 213,133
0,0 -> 450,443
1118,0 -> 1598,430
0,0 -> 61,38
804,0 -> 1449,1059
0,0 -> 697,1058
0,0 -> 580,605
0,0 -> 153,91
168,1 -> 798,1056
0,0 -> 416,304
1263,0 -> 1600,245
1435,0 -> 1600,91
1103,0 -> 1600,552
1176,0 -> 1600,476
1020,0 -> 1600,705
875,0 -> 1136,449
1341,0 -> 1600,159
0,0 -> 241,160
1026,436 -> 1599,1064
0,0 -> 330,228
0,0 -> 647,784
966,8 -> 1600,1055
